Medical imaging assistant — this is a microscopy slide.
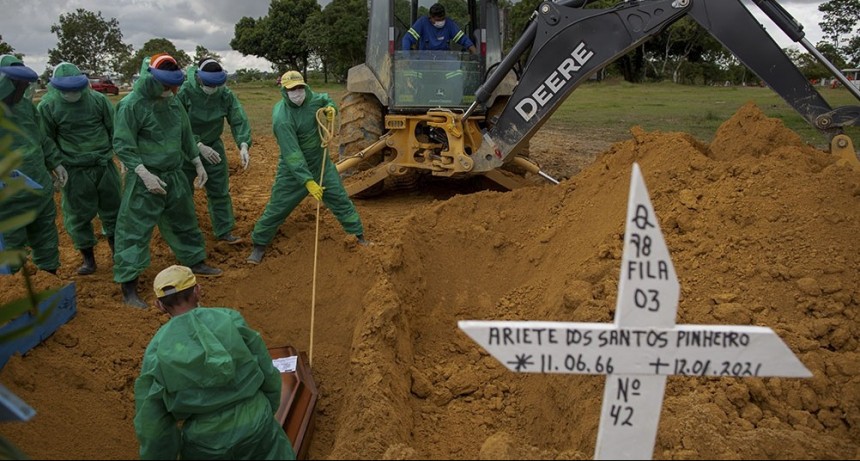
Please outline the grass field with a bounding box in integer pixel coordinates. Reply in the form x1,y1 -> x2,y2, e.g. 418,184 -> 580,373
104,79 -> 859,152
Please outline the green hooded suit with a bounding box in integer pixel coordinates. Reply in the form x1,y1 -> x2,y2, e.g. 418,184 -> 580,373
0,54 -> 61,271
111,57 -> 208,283
176,66 -> 251,239
37,62 -> 121,251
251,84 -> 363,246
134,307 -> 295,460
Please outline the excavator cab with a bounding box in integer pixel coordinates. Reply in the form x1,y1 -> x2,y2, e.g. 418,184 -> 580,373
338,0 -> 537,197
392,50 -> 481,108
354,0 -> 509,111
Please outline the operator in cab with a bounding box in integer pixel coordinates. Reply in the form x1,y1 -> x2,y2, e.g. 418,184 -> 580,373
402,3 -> 477,54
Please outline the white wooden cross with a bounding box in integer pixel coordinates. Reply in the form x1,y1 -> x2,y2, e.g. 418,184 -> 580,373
459,163 -> 810,460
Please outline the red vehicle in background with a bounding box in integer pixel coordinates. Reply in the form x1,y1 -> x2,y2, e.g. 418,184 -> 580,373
88,77 -> 119,95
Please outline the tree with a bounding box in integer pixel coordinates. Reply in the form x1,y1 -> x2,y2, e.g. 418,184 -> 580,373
795,42 -> 846,80
819,0 -> 860,48
231,0 -> 320,75
47,9 -> 132,76
118,38 -> 192,82
0,35 -> 14,56
845,35 -> 860,67
819,0 -> 859,68
505,0 -> 540,51
301,0 -> 367,82
193,46 -> 222,67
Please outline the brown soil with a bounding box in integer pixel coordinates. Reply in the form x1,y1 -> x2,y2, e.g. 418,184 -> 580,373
0,102 -> 858,460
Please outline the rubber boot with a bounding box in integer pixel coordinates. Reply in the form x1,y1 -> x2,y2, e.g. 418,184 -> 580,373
190,262 -> 223,277
108,236 -> 115,256
121,278 -> 147,309
247,245 -> 266,265
218,233 -> 243,245
77,248 -> 96,275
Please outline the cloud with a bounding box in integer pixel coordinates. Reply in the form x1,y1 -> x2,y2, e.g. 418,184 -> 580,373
0,0 -> 834,78
0,0 -> 272,75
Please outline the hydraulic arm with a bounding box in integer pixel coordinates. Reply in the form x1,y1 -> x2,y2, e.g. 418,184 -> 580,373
467,0 -> 860,173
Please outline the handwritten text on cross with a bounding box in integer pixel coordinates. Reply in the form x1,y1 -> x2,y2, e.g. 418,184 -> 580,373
460,163 -> 810,460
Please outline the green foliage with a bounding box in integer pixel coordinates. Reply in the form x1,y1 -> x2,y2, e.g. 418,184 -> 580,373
505,0 -> 540,50
118,38 -> 193,82
47,8 -> 132,76
233,68 -> 279,83
193,46 -> 222,67
434,0 -> 469,32
231,0 -> 320,74
819,0 -> 860,47
301,0 -> 368,82
845,35 -> 860,68
819,0 -> 860,67
0,35 -> 14,56
0,104 -> 61,347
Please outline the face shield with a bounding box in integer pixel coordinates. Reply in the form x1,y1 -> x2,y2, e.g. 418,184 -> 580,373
0,63 -> 38,107
198,75 -> 224,95
1,78 -> 31,106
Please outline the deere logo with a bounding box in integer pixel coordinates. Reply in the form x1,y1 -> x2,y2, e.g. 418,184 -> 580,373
515,42 -> 594,123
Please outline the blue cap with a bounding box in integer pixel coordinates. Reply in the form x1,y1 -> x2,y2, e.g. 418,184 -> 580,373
149,67 -> 185,86
50,74 -> 89,91
148,53 -> 185,86
197,69 -> 227,86
196,58 -> 226,86
0,65 -> 38,83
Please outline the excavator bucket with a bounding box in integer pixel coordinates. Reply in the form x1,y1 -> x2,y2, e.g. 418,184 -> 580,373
268,345 -> 319,460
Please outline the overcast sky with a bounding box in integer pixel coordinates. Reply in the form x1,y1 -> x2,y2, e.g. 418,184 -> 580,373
0,0 -> 831,76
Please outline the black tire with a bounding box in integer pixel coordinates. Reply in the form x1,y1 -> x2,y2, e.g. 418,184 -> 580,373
336,92 -> 384,163
335,92 -> 386,198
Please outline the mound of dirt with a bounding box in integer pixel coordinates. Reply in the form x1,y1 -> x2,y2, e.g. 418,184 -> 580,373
0,102 -> 858,459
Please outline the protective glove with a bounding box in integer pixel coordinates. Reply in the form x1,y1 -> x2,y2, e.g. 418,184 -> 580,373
305,180 -> 325,201
239,142 -> 250,171
192,157 -> 208,188
134,164 -> 167,195
324,106 -> 336,122
52,165 -> 68,188
118,160 -> 127,175
197,142 -> 221,165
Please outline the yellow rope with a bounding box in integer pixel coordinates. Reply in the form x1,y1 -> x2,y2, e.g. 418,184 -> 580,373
308,107 -> 337,366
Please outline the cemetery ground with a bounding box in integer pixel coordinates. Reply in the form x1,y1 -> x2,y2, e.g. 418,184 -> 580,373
0,86 -> 858,458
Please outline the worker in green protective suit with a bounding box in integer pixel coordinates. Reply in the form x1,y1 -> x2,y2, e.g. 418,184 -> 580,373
38,61 -> 122,276
247,71 -> 368,265
113,53 -> 222,309
0,54 -> 66,274
177,58 -> 252,244
135,265 -> 295,460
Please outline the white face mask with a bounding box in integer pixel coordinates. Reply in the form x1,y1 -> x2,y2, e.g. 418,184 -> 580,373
201,85 -> 219,95
288,88 -> 305,106
61,91 -> 82,103
161,90 -> 173,98
433,19 -> 446,29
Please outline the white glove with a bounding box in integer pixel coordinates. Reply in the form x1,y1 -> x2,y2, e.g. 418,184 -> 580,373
197,142 -> 221,165
134,164 -> 167,195
52,165 -> 68,188
239,142 -> 250,171
191,157 -> 208,189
